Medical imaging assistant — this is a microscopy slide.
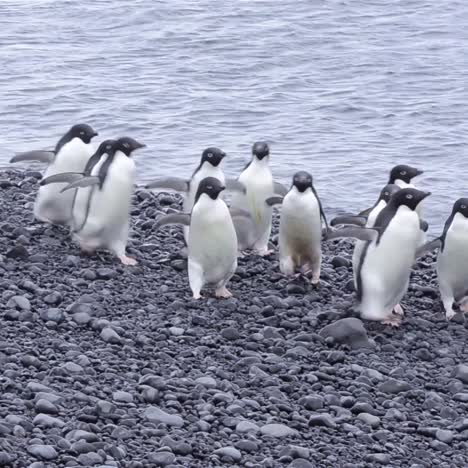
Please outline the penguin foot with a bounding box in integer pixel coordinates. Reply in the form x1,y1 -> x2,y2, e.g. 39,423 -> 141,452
215,287 -> 233,299
257,249 -> 274,257
460,301 -> 468,314
311,274 -> 320,285
192,293 -> 203,300
445,309 -> 456,320
393,304 -> 404,316
119,255 -> 138,266
381,314 -> 402,327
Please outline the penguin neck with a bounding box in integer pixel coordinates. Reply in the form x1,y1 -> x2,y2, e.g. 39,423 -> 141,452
250,156 -> 270,171
193,161 -> 223,179
394,179 -> 412,188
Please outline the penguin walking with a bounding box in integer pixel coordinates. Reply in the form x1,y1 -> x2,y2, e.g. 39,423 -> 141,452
10,124 -> 98,225
230,142 -> 287,256
327,188 -> 431,326
146,147 -> 245,245
155,177 -> 238,299
43,137 -> 145,265
416,198 -> 468,320
265,171 -> 328,284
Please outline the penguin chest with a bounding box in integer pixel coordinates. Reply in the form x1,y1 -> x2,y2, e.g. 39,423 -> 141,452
280,192 -> 321,255
239,169 -> 273,226
437,217 -> 468,298
185,166 -> 225,211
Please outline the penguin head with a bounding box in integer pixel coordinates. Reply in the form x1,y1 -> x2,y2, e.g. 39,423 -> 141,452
68,124 -> 99,144
388,165 -> 423,184
195,177 -> 225,203
252,142 -> 270,160
201,147 -> 226,167
378,184 -> 400,203
117,137 -> 146,156
96,139 -> 118,156
452,198 -> 468,219
292,171 -> 313,193
391,188 -> 431,211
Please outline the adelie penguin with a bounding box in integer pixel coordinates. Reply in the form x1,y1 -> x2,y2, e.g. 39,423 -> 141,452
417,198 -> 468,320
266,171 -> 328,284
230,142 -> 288,256
10,123 -> 98,225
155,177 -> 238,299
328,188 -> 431,327
146,147 -> 245,245
42,137 -> 145,265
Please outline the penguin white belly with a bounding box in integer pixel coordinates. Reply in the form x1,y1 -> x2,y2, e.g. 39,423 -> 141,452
359,209 -> 420,320
352,200 -> 386,285
231,164 -> 273,251
279,191 -> 321,267
74,153 -> 135,254
437,219 -> 468,303
183,166 -> 225,243
35,140 -> 92,224
189,199 -> 237,286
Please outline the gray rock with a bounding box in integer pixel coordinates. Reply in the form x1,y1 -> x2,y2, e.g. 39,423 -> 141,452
113,391 -> 133,403
453,393 -> 468,402
213,446 -> 242,462
62,362 -> 83,373
319,318 -> 372,349
260,423 -> 298,438
33,414 -> 65,428
454,364 -> 468,384
288,460 -> 315,468
40,308 -> 64,323
365,454 -> 391,465
0,452 -> 12,466
221,327 -> 240,340
144,406 -> 184,427
7,295 -> 31,311
195,376 -> 217,388
100,327 -> 122,344
73,312 -> 92,325
436,429 -> 453,443
27,445 -> 58,460
147,451 -> 175,466
308,413 -> 336,428
378,379 -> 412,394
236,420 -> 260,434
300,395 -> 324,410
357,413 -> 381,428
77,452 -> 103,465
35,399 -> 58,414
96,268 -> 117,279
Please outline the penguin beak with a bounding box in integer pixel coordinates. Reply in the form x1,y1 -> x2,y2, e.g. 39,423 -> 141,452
415,169 -> 424,176
92,132 -> 99,137
421,191 -> 431,200
136,142 -> 146,149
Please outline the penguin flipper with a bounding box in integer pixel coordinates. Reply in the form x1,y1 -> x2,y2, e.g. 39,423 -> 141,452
40,172 -> 85,186
61,176 -> 101,193
10,150 -> 55,164
415,238 -> 441,257
273,182 -> 289,197
146,177 -> 189,193
265,196 -> 284,207
155,213 -> 191,230
357,207 -> 372,217
330,215 -> 367,227
325,226 -> 379,242
225,179 -> 246,193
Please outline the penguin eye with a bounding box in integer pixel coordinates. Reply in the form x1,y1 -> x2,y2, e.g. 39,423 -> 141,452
80,131 -> 85,136
384,192 -> 389,196
462,205 -> 467,209
207,153 -> 213,158
124,143 -> 130,148
106,145 -> 112,150
207,185 -> 212,190
406,194 -> 413,199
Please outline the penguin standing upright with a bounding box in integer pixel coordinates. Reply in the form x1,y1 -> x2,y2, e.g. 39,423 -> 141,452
230,142 -> 287,256
10,124 -> 98,225
417,198 -> 468,320
266,171 -> 328,284
155,177 -> 238,299
388,164 -> 423,188
146,147 -> 244,245
45,137 -> 145,265
328,188 -> 431,326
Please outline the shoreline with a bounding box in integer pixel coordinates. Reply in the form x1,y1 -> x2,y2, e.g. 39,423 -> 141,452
1,169 -> 468,467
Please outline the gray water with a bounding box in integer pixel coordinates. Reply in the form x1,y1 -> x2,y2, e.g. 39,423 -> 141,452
2,0 -> 468,230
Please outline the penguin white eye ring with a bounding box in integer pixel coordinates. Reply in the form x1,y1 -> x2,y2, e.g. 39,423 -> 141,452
207,153 -> 213,158
123,142 -> 130,149
462,204 -> 467,209
401,170 -> 407,176
406,193 -> 413,199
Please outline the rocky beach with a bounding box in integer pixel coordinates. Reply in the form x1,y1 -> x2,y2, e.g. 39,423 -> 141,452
1,169 -> 468,467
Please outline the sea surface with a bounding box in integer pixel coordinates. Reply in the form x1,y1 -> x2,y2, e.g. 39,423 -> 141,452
2,0 -> 468,230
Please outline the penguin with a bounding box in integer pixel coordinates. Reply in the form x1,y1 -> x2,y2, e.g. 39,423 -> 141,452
155,177 -> 238,299
230,142 -> 288,256
146,147 -> 245,245
327,188 -> 431,326
388,164 -> 423,188
10,124 -> 98,225
265,171 -> 328,284
46,137 -> 145,265
416,198 -> 468,320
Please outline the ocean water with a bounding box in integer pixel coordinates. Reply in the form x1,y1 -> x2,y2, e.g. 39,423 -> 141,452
2,0 -> 468,231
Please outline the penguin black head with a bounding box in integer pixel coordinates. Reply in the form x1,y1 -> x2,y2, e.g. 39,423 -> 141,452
452,198 -> 468,219
96,139 -> 118,156
390,188 -> 431,211
388,165 -> 423,184
378,184 -> 400,203
117,137 -> 146,156
252,142 -> 270,160
68,124 -> 98,144
201,147 -> 226,167
292,171 -> 313,193
195,177 -> 225,203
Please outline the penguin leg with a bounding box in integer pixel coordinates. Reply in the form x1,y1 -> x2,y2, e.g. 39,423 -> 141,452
253,222 -> 273,256
442,297 -> 456,320
459,297 -> 468,314
308,252 -> 322,285
393,303 -> 404,316
110,224 -> 137,266
279,255 -> 295,276
381,313 -> 402,327
188,260 -> 204,299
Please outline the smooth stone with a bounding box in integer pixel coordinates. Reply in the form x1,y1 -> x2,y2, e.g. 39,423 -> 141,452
195,376 -> 217,388
236,420 -> 260,434
357,413 -> 381,428
213,446 -> 242,462
260,423 -> 297,438
27,445 -> 58,460
147,451 -> 175,466
113,391 -> 133,403
435,429 -> 453,443
33,414 -> 65,428
378,379 -> 412,394
100,327 -> 122,344
319,318 -> 372,349
144,406 -> 184,427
